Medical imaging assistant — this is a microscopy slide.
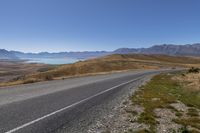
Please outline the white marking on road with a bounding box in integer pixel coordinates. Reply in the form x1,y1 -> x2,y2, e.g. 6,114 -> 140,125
5,77 -> 142,133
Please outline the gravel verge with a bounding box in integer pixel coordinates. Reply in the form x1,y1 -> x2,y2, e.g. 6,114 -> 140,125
56,75 -> 154,133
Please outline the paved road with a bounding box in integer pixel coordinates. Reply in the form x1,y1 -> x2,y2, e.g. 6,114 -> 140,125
0,70 -> 162,133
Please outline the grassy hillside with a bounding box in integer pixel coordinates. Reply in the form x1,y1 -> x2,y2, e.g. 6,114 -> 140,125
1,54 -> 200,87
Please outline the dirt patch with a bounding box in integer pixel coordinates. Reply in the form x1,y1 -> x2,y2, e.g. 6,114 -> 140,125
155,108 -> 182,133
170,102 -> 189,112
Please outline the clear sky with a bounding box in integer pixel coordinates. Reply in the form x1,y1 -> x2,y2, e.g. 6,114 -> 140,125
0,0 -> 200,52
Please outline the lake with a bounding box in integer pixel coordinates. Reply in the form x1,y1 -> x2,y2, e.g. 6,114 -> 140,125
24,58 -> 80,65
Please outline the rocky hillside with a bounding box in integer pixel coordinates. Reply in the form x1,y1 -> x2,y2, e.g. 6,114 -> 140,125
114,43 -> 200,56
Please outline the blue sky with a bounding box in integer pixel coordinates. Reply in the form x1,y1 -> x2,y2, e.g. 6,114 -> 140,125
0,0 -> 200,52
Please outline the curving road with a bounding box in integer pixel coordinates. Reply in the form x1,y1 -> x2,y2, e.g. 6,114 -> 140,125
0,70 -> 163,133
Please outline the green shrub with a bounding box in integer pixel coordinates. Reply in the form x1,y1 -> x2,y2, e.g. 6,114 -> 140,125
44,75 -> 53,80
23,78 -> 37,84
188,67 -> 200,73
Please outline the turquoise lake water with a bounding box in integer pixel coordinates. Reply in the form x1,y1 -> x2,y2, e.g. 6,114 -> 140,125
24,58 -> 80,64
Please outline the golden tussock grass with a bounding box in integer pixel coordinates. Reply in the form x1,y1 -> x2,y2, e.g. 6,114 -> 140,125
174,72 -> 200,91
1,54 -> 200,87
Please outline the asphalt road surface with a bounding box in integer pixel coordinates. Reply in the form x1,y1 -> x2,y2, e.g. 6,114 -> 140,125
0,70 -> 163,133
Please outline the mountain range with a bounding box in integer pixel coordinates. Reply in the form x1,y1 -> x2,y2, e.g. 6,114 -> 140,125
114,43 -> 200,56
9,50 -> 110,59
0,49 -> 19,59
1,43 -> 200,60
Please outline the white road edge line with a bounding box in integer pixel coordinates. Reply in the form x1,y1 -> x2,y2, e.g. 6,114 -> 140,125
5,77 -> 142,133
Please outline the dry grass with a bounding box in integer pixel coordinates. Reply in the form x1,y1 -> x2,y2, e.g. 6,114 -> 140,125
0,60 -> 51,82
174,72 -> 200,91
131,72 -> 200,132
1,54 -> 200,87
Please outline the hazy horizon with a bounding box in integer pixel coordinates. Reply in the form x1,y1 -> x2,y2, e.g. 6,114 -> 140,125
1,42 -> 200,53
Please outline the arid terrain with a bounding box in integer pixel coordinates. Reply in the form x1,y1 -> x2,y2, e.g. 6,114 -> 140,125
1,54 -> 200,87
0,59 -> 54,83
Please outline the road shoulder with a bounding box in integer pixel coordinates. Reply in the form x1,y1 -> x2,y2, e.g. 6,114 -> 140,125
56,74 -> 154,133
92,71 -> 200,133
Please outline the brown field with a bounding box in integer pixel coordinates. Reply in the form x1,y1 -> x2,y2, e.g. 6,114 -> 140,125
1,54 -> 200,87
0,60 -> 53,83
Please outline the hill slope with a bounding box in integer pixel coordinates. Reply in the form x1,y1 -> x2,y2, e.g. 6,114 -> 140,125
1,54 -> 200,87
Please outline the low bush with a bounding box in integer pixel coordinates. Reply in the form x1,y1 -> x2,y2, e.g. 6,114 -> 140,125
23,78 -> 38,84
188,67 -> 200,73
44,75 -> 53,80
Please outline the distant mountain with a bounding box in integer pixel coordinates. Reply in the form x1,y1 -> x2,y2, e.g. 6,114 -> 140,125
1,43 -> 200,60
114,43 -> 200,56
113,48 -> 141,54
10,51 -> 110,59
0,49 -> 18,59
0,49 -> 110,60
